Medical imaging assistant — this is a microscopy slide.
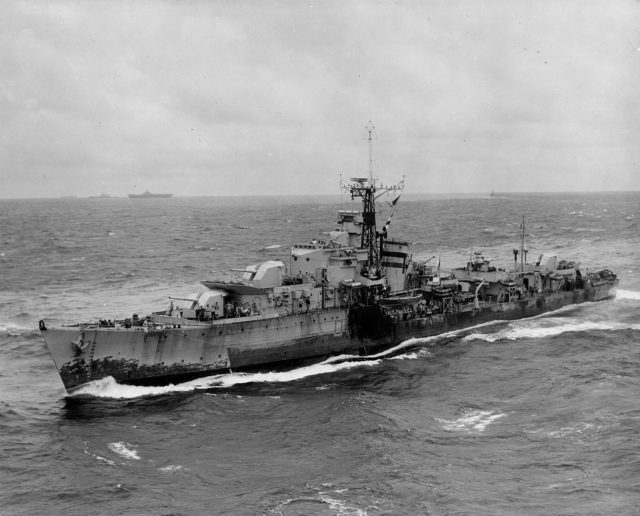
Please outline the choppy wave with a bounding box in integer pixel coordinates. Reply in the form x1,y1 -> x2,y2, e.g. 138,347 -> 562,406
0,322 -> 32,333
275,496 -> 366,516
2,193 -> 639,515
525,421 -> 609,442
437,409 -> 506,432
107,442 -> 141,460
274,484 -> 367,516
83,442 -> 116,466
388,349 -> 431,360
159,465 -> 184,472
547,422 -> 599,439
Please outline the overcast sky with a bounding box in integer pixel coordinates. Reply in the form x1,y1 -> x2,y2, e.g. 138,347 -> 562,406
1,1 -> 639,198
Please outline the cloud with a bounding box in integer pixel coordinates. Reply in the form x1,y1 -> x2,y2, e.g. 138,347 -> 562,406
0,1 -> 639,198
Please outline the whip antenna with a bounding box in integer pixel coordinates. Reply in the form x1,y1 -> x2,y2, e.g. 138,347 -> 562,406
365,121 -> 376,186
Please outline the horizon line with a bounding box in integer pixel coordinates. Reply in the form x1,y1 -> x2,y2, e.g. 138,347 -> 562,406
1,189 -> 639,201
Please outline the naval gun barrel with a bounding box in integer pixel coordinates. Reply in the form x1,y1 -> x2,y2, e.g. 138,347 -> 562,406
168,296 -> 200,302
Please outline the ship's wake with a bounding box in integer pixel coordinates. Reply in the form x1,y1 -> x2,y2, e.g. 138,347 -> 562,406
69,358 -> 383,399
464,317 -> 640,343
616,289 -> 640,301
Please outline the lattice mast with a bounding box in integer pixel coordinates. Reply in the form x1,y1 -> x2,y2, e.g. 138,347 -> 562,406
513,215 -> 527,272
520,215 -> 527,272
346,122 -> 403,279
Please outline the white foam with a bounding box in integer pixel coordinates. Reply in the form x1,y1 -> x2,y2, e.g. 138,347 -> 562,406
437,409 -> 505,432
159,465 -> 184,472
546,422 -> 597,439
95,455 -> 116,466
83,442 -> 117,466
323,330 -> 466,366
0,322 -> 31,333
314,384 -> 333,391
464,319 -> 640,343
616,289 -> 640,301
318,494 -> 367,516
69,358 -> 382,399
204,359 -> 381,389
72,376 -> 187,398
388,349 -> 431,360
108,442 -> 140,460
275,492 -> 366,516
389,352 -> 419,360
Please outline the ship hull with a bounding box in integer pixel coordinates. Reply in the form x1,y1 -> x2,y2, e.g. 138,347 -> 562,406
127,192 -> 172,198
387,281 -> 616,344
41,282 -> 617,393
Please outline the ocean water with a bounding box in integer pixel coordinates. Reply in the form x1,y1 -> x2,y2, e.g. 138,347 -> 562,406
1,192 -> 639,515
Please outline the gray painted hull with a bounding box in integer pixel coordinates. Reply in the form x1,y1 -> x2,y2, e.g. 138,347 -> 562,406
41,282 -> 616,393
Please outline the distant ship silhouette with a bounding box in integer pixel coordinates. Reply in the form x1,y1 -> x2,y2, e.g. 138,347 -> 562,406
128,190 -> 172,199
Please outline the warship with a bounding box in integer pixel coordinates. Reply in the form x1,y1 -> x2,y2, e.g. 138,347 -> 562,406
128,190 -> 172,199
40,126 -> 619,393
